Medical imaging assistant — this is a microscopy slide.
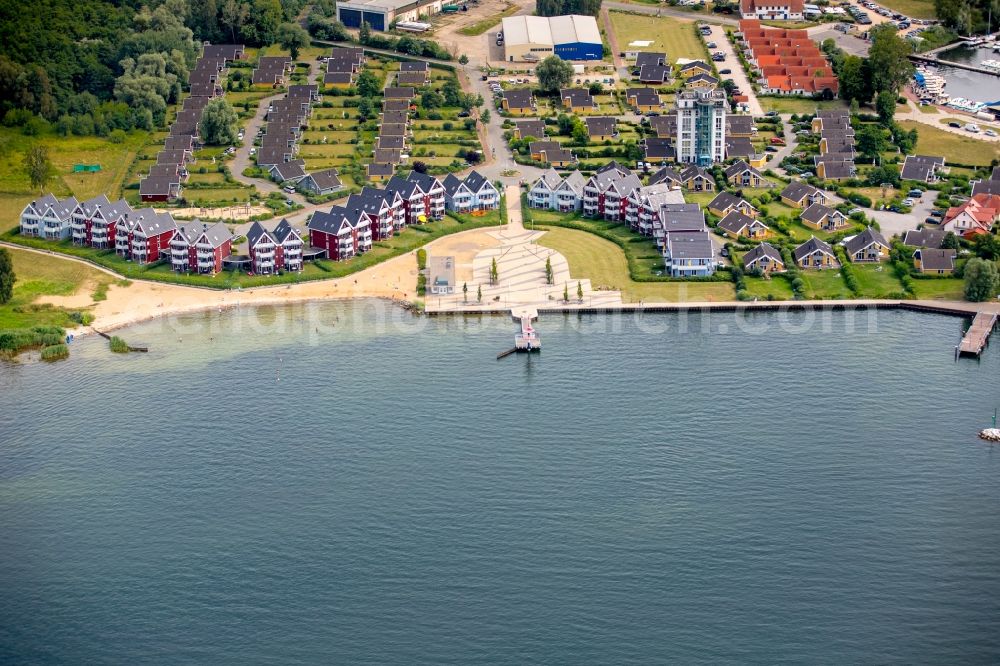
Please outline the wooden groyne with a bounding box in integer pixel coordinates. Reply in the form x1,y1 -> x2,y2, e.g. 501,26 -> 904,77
957,312 -> 997,357
93,330 -> 149,353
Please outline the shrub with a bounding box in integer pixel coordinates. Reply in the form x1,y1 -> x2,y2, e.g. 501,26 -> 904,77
109,336 -> 130,353
40,344 -> 69,361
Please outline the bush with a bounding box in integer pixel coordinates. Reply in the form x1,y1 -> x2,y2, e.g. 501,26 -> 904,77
40,344 -> 69,361
108,129 -> 126,144
109,336 -> 130,353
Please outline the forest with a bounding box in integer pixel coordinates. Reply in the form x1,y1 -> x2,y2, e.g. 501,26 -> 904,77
934,0 -> 999,35
0,0 -> 306,132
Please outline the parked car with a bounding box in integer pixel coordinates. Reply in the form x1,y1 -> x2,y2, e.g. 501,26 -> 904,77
707,41 -> 717,48
719,68 -> 732,74
924,216 -> 939,225
930,209 -> 944,217
283,185 -> 296,194
770,136 -> 786,145
964,123 -> 980,133
985,129 -> 998,137
948,121 -> 962,128
285,199 -> 294,206
765,146 -> 779,152
902,198 -> 915,206
908,188 -> 923,197
766,110 -> 779,117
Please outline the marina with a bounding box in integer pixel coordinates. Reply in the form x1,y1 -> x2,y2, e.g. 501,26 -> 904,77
912,40 -> 1000,106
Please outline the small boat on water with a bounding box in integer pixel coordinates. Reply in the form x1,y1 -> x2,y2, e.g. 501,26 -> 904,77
981,58 -> 1000,72
946,96 -> 987,112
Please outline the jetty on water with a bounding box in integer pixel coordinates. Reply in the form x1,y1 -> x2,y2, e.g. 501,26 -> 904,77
957,312 -> 997,358
497,308 -> 541,359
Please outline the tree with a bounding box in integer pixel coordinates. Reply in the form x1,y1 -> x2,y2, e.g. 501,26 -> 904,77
563,282 -> 569,302
480,109 -> 490,124
876,91 -> 896,125
23,144 -> 54,194
221,0 -> 250,42
837,55 -> 874,104
421,90 -> 444,109
856,124 -> 887,159
537,0 -> 603,17
412,160 -> 428,173
199,98 -> 239,145
941,232 -> 960,250
0,248 -> 14,305
973,232 -> 1000,260
868,24 -> 914,97
277,22 -> 309,60
356,70 -> 380,97
477,284 -> 482,302
458,54 -> 469,65
490,257 -> 498,284
359,20 -> 371,44
536,55 -> 574,92
545,256 -> 553,284
463,282 -> 468,302
963,257 -> 999,302
571,118 -> 588,145
577,281 -> 583,301
357,97 -> 374,121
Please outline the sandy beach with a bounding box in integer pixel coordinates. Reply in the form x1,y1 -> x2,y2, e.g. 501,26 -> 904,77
9,224 -> 506,336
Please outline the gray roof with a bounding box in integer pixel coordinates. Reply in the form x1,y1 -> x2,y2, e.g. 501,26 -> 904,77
725,160 -> 764,180
531,140 -> 575,163
743,242 -> 784,270
368,162 -> 394,177
667,230 -> 715,260
559,170 -> 587,194
844,226 -> 888,255
400,61 -> 429,72
648,166 -> 682,186
913,248 -> 956,271
271,159 -> 306,182
659,204 -> 706,233
515,119 -> 546,138
726,115 -> 755,135
246,220 -> 273,249
398,71 -> 427,86
725,137 -> 755,159
503,89 -> 534,109
708,191 -> 747,213
718,210 -> 763,235
793,236 -> 835,262
638,65 -> 670,83
781,181 -> 821,203
584,116 -> 616,137
304,168 -> 342,192
383,99 -> 410,112
900,154 -> 945,181
560,88 -> 596,108
971,179 -> 1000,196
384,87 -> 415,99
903,228 -> 947,248
687,73 -> 719,86
634,52 -> 666,69
643,137 -> 674,159
533,168 -> 563,190
800,202 -> 840,225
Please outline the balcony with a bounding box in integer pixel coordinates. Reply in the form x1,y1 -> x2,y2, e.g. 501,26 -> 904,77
196,243 -> 213,251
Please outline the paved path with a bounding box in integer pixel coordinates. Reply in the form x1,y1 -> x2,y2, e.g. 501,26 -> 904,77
708,24 -> 763,116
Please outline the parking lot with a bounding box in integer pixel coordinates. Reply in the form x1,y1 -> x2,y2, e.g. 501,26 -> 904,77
809,26 -> 871,57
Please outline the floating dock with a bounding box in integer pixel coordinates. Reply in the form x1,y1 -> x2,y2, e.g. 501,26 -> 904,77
957,312 -> 997,357
512,308 -> 541,353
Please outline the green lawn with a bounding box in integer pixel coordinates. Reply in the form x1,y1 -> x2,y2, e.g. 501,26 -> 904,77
875,0 -> 938,19
0,127 -> 149,232
457,3 -> 519,36
910,276 -> 966,300
535,225 -> 736,302
898,121 -> 1000,166
742,274 -> 795,300
608,11 -> 709,62
758,97 -> 848,115
852,264 -> 907,298
799,269 -> 852,299
0,247 -> 121,329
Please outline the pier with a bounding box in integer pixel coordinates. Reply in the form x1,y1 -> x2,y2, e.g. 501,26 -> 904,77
512,308 -> 541,353
957,312 -> 997,357
910,52 -> 1000,78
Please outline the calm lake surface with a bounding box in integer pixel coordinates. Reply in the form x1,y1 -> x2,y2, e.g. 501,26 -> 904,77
935,44 -> 1000,104
2,302 -> 999,664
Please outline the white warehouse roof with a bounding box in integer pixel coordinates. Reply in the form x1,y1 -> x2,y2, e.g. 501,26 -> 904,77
502,14 -> 601,47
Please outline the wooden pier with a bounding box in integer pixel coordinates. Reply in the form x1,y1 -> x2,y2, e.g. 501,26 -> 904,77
957,312 -> 997,358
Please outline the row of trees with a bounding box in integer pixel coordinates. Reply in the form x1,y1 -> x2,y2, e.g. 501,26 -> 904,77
934,0 -> 999,35
537,0 -> 603,17
823,24 -> 913,118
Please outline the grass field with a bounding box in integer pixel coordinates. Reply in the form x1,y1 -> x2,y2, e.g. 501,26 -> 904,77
758,97 -> 848,114
0,247 -> 118,329
852,264 -> 906,298
875,0 -> 937,19
910,276 -> 965,300
536,226 -> 735,302
0,127 -> 149,233
457,3 -> 519,36
799,268 -> 852,299
608,12 -> 709,62
898,121 -> 1000,166
742,274 -> 795,300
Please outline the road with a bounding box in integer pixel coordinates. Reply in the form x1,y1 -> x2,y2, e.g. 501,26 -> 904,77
707,24 -> 763,116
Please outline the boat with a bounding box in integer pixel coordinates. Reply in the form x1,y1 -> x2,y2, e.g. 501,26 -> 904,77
981,59 -> 1000,72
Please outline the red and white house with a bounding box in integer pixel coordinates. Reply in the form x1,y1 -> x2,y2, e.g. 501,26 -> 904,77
309,208 -> 359,261
582,162 -> 642,221
942,193 -> 1000,238
344,187 -> 405,239
406,171 -> 446,220
625,183 -> 686,235
170,222 -> 233,274
71,195 -> 133,248
115,208 -> 177,265
385,174 -> 446,226
247,219 -> 305,274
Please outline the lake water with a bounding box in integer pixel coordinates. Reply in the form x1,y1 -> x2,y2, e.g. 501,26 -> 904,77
935,44 -> 1000,104
2,302 -> 999,664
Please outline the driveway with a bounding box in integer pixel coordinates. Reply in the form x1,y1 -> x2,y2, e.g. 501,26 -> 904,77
867,191 -> 937,239
708,24 -> 763,116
